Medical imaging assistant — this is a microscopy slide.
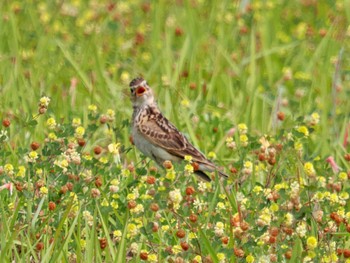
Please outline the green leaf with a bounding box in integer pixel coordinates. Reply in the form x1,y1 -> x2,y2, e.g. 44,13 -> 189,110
290,237 -> 303,262
198,228 -> 219,263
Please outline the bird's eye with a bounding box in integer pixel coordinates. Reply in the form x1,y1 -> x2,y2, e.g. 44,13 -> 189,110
130,88 -> 134,93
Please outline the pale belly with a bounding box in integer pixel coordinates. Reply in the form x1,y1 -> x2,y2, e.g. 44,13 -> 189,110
132,127 -> 181,165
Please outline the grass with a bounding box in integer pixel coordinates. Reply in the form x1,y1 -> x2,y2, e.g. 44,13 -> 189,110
0,0 -> 350,262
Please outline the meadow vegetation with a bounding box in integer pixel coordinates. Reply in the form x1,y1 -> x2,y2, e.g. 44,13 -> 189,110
0,0 -> 350,262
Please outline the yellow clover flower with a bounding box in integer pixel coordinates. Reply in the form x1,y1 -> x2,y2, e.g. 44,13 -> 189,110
304,162 -> 316,177
306,236 -> 317,250
40,186 -> 48,195
88,104 -> 97,113
39,96 -> 51,107
297,126 -> 309,136
246,254 -> 255,263
46,117 -> 56,129
240,134 -> 248,146
72,118 -> 81,127
16,166 -> 26,178
238,123 -> 248,134
74,126 -> 85,138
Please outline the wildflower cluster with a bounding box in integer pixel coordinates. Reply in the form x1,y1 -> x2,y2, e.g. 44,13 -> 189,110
1,0 -> 350,262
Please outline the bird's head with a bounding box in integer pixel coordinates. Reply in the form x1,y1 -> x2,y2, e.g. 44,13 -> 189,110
129,77 -> 155,107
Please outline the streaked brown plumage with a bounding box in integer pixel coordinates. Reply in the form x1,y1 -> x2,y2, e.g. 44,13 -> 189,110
130,77 -> 227,181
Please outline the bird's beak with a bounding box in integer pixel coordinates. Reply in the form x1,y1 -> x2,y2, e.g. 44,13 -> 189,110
136,86 -> 146,96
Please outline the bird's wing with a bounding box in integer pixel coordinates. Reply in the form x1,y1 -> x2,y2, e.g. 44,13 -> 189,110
137,106 -> 211,164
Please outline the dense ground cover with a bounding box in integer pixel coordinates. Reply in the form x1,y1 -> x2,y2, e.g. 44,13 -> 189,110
0,0 -> 350,262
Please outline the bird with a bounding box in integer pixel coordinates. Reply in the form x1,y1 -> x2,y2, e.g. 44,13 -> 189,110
129,77 -> 228,181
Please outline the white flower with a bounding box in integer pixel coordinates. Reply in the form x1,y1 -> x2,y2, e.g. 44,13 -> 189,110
169,189 -> 183,210
214,222 -> 225,237
296,221 -> 307,237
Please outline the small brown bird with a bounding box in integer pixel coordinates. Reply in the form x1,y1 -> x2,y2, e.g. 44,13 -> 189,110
130,77 -> 228,181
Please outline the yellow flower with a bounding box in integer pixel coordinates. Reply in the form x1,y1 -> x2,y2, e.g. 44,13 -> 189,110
294,141 -> 303,151
161,225 -> 169,231
284,213 -> 294,226
120,71 -> 130,83
208,151 -> 216,159
243,160 -> 253,175
166,169 -> 176,181
80,239 -> 86,249
46,117 -> 56,129
238,123 -> 248,134
216,202 -> 225,210
184,155 -> 193,162
338,172 -> 348,181
188,232 -> 197,239
131,204 -> 144,214
148,254 -> 157,262
217,253 -> 225,262
240,134 -> 248,146
28,151 -> 38,160
253,186 -> 262,193
246,254 -> 255,263
60,159 -> 69,168
297,126 -> 309,136
307,250 -> 316,258
88,104 -> 97,112
75,126 -> 85,138
274,182 -> 289,191
127,223 -> 138,237
127,193 -> 136,201
295,22 -> 307,39
111,201 -> 119,209
16,166 -> 26,178
83,153 -> 92,160
310,112 -> 320,125
72,118 -> 81,127
39,96 -> 50,107
181,99 -> 190,107
306,236 -> 317,250
304,162 -> 316,177
225,136 -> 236,149
113,230 -> 122,238
185,164 -> 194,174
4,163 -> 14,174
8,202 -> 15,210
115,166 -> 126,175
40,186 -> 48,195
99,157 -> 108,164
258,208 -> 271,226
108,143 -> 120,155
193,255 -> 202,263
339,192 -> 349,200
313,191 -> 324,201
106,109 -> 115,120
158,186 -> 166,191
270,203 -> 279,212
331,252 -> 338,262
111,179 -> 120,186
244,161 -> 252,169
48,132 -> 57,140
329,193 -> 338,203
101,198 -> 109,207
141,52 -> 151,62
